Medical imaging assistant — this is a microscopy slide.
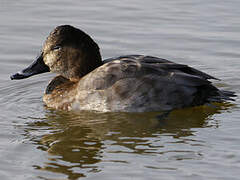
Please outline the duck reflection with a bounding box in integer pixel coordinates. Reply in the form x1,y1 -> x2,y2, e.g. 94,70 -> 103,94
26,103 -> 233,179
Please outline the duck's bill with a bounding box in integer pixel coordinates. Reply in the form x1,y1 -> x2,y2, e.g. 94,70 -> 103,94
10,53 -> 50,80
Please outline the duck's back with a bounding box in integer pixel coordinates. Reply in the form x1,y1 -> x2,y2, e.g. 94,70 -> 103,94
74,55 -> 234,112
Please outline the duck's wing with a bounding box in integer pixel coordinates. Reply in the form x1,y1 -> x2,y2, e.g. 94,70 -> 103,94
78,55 -> 234,112
103,55 -> 218,80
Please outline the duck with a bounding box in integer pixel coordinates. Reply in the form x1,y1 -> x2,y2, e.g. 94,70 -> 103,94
10,25 -> 236,112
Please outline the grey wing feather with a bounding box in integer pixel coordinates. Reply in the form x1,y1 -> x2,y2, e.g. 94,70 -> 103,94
80,55 -> 236,111
103,55 -> 218,80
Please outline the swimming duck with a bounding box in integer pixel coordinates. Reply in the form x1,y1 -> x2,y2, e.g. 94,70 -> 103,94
11,25 -> 235,112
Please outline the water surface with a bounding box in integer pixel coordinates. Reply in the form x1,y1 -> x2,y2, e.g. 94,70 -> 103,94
0,1 -> 240,180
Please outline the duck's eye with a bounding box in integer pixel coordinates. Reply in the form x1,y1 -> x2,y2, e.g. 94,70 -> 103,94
52,45 -> 62,51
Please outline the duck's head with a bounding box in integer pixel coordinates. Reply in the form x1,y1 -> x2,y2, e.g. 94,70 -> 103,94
11,25 -> 102,81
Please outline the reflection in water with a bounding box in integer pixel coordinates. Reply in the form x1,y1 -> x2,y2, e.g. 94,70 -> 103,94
23,103 -> 232,179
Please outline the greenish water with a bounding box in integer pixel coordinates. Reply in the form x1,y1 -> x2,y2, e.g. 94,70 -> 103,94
0,1 -> 239,179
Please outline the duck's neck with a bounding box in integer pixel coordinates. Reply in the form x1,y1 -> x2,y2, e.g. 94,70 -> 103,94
63,44 -> 103,80
78,50 -> 103,77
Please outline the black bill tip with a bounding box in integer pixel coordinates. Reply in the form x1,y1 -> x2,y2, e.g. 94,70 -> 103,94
10,72 -> 27,80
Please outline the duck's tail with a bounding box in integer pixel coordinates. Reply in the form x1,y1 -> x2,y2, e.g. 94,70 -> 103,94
193,84 -> 236,106
207,89 -> 236,102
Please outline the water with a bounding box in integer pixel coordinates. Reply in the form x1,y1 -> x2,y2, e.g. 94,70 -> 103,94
0,0 -> 240,179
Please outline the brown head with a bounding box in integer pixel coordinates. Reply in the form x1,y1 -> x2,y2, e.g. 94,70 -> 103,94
11,25 -> 103,81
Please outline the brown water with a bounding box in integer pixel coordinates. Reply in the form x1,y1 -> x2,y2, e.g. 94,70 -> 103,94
0,1 -> 240,180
